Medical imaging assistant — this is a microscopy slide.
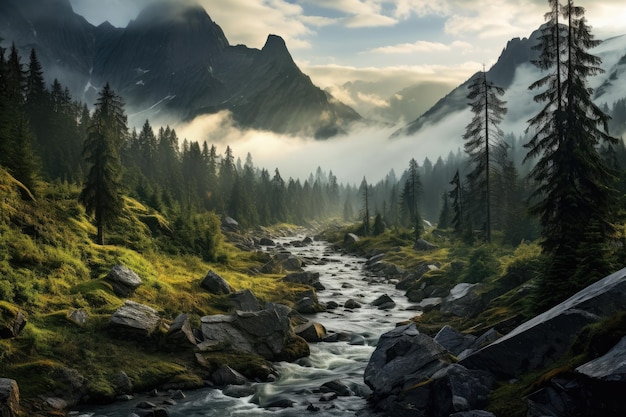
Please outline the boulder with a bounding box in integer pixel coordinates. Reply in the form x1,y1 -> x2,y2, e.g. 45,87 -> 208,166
461,267 -> 626,379
294,290 -> 325,314
200,270 -> 234,295
441,283 -> 484,318
110,371 -> 133,395
371,294 -> 396,310
105,264 -> 143,297
0,378 -> 20,417
576,335 -> 626,381
414,239 -> 438,251
109,301 -> 161,339
365,253 -> 386,266
67,308 -> 88,326
0,304 -> 26,339
429,364 -> 494,416
396,264 -> 439,291
221,216 -> 239,232
164,313 -> 196,350
228,289 -> 261,312
200,307 -> 308,361
320,380 -> 353,397
212,365 -> 248,386
260,254 -> 303,274
295,322 -> 327,342
364,323 -> 452,399
259,237 -> 276,246
344,299 -> 362,309
344,233 -> 360,245
434,326 -> 477,356
283,271 -> 320,286
417,297 -> 443,313
368,262 -> 405,279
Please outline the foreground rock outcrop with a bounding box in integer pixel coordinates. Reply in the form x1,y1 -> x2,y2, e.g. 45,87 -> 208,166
0,378 -> 20,417
366,267 -> 626,416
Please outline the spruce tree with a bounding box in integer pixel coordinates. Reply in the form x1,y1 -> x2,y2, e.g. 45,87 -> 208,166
525,0 -> 617,308
80,83 -> 128,245
449,170 -> 464,235
400,159 -> 424,240
360,177 -> 370,235
463,70 -> 508,243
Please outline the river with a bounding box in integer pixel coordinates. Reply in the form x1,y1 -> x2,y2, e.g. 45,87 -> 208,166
73,236 -> 419,417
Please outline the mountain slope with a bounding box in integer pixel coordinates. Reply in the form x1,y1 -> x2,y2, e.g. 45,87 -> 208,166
393,29 -> 626,140
0,0 -> 361,138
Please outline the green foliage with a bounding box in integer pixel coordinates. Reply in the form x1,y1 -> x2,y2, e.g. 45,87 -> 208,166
463,245 -> 501,283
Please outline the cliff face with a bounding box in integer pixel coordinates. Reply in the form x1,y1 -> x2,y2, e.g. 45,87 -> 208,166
0,0 -> 361,137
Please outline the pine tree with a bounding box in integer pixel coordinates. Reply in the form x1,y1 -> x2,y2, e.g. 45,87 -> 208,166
360,177 -> 370,235
526,0 -> 618,308
400,158 -> 424,240
449,170 -> 464,235
463,70 -> 508,243
80,83 -> 128,245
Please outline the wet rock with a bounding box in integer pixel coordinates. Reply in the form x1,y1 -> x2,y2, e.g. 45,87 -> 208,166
295,322 -> 327,342
325,301 -> 339,310
321,380 -> 353,397
164,313 -> 196,350
0,378 -> 20,417
434,325 -> 477,356
109,300 -> 161,339
43,397 -> 67,411
372,294 -> 396,310
265,398 -> 295,408
294,290 -> 325,314
200,307 -> 308,361
261,254 -> 303,274
223,384 -> 256,398
364,323 -> 452,399
441,283 -> 484,318
461,267 -> 626,379
228,289 -> 261,312
349,334 -> 367,345
111,371 -> 133,395
200,270 -> 234,295
323,332 -> 352,343
344,299 -> 361,309
0,304 -> 27,339
365,253 -> 385,266
105,264 -> 143,297
212,365 -> 248,386
259,237 -> 276,246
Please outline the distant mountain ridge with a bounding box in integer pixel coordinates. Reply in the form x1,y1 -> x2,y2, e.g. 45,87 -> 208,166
0,0 -> 361,138
394,28 -> 626,140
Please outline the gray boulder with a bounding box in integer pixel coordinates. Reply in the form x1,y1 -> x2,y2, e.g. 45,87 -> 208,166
228,289 -> 261,312
461,267 -> 626,379
67,308 -> 88,326
0,305 -> 26,339
259,237 -> 276,246
283,271 -> 320,286
430,364 -> 494,416
212,365 -> 248,386
109,300 -> 161,339
261,254 -> 303,274
417,297 -> 443,313
105,264 -> 143,297
344,233 -> 360,245
344,299 -> 362,309
434,325 -> 477,356
414,239 -> 438,251
441,283 -> 484,318
396,264 -> 439,291
222,216 -> 239,232
294,322 -> 327,342
0,378 -> 20,417
320,380 -> 353,397
164,313 -> 196,350
372,294 -> 396,310
364,323 -> 452,399
576,335 -> 626,381
200,307 -> 308,361
294,290 -> 325,314
200,270 -> 234,295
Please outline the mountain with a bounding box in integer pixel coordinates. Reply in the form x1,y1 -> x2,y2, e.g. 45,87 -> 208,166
393,28 -> 626,140
0,0 -> 361,138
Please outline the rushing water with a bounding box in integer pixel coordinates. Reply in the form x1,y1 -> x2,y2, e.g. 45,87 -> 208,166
73,236 -> 419,417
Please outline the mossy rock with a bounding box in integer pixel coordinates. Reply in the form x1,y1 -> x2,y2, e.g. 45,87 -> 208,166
0,301 -> 27,339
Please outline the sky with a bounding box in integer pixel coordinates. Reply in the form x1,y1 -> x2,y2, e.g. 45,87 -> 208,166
68,0 -> 625,94
66,0 -> 626,184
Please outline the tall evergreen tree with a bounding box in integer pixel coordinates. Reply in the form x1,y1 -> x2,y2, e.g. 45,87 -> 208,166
525,0 -> 618,308
400,158 -> 424,240
80,83 -> 128,245
463,70 -> 508,243
449,170 -> 464,235
360,177 -> 371,235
